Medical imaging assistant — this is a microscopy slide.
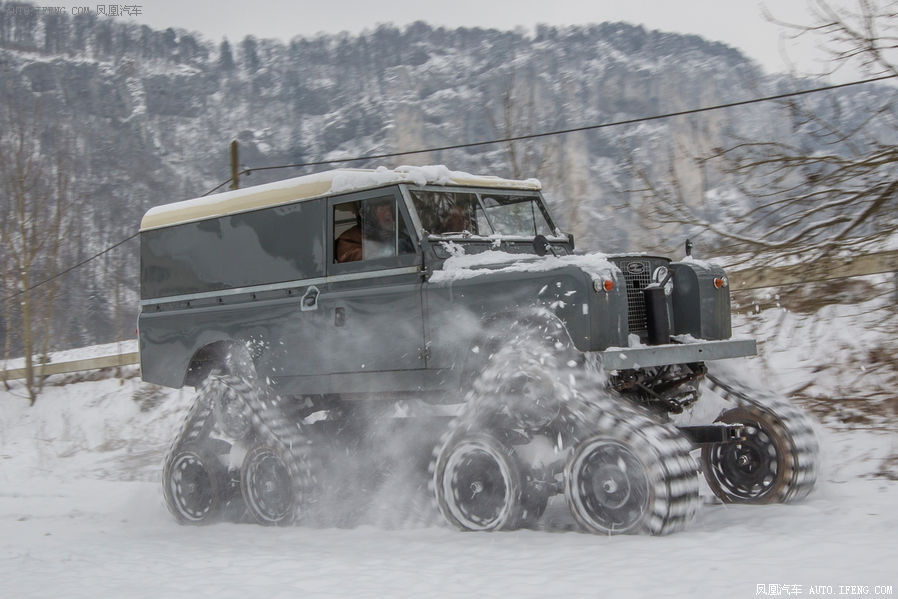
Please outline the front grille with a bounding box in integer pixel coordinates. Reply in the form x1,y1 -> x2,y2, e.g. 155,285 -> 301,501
620,260 -> 652,335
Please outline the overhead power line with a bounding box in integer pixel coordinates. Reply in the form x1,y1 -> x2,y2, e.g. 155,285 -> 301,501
203,73 -> 898,196
2,233 -> 139,303
5,72 -> 896,302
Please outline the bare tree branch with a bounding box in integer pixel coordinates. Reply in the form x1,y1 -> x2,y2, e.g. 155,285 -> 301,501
0,92 -> 78,405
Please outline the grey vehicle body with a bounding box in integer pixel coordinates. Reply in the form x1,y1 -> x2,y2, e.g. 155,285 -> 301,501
138,171 -> 754,395
149,168 -> 820,532
138,169 -> 755,398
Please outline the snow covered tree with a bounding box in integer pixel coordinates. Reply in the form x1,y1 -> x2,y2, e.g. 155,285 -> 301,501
177,34 -> 204,64
42,11 -> 69,55
241,35 -> 260,73
218,39 -> 235,71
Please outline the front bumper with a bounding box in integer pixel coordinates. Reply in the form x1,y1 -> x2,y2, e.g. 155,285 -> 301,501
599,338 -> 757,370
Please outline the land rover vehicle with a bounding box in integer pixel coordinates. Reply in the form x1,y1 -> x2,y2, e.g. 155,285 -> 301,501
140,166 -> 818,532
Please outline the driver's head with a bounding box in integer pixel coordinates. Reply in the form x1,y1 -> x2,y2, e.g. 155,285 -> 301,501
443,205 -> 467,232
371,200 -> 394,230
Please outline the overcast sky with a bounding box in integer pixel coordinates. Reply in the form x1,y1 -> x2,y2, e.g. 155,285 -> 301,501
128,0 -> 858,78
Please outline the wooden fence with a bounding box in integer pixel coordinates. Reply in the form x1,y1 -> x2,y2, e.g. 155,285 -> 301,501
2,352 -> 140,381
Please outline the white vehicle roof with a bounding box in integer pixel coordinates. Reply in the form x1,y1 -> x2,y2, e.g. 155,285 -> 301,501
139,165 -> 542,231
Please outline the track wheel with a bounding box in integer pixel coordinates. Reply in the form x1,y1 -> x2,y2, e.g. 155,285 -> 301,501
432,433 -> 523,531
702,404 -> 811,504
566,436 -> 651,534
163,445 -> 223,525
565,417 -> 699,535
241,443 -> 304,525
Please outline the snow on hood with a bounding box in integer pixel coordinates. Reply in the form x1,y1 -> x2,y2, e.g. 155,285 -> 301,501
429,250 -> 617,284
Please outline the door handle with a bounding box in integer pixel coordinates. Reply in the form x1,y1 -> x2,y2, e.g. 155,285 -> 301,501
300,286 -> 319,311
334,306 -> 345,327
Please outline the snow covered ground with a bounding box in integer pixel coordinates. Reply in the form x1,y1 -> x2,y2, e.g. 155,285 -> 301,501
1,296 -> 896,598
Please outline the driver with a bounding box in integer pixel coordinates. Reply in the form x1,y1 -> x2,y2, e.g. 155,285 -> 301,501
439,204 -> 470,234
336,199 -> 412,262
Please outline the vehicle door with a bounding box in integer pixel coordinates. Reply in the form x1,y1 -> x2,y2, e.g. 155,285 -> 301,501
318,187 -> 425,376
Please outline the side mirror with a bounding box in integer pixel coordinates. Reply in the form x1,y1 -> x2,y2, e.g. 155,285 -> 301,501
533,234 -> 549,256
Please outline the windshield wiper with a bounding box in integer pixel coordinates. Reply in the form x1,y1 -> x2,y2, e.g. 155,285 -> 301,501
435,230 -> 475,238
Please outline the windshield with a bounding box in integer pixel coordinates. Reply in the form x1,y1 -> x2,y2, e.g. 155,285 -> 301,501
409,189 -> 555,238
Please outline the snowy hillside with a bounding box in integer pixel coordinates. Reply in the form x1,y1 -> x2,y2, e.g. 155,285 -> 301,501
1,291 -> 896,598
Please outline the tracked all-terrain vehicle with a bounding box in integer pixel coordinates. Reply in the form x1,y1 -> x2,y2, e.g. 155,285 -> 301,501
139,166 -> 818,533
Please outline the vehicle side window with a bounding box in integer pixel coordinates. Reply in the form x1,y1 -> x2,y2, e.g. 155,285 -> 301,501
480,194 -> 553,236
333,196 -> 414,264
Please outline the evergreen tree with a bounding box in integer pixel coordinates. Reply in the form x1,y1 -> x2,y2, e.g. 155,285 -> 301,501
241,35 -> 260,73
161,27 -> 177,61
218,39 -> 235,71
42,12 -> 69,54
178,34 -> 201,63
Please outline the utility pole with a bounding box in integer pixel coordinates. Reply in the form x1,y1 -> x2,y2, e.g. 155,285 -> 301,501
229,140 -> 239,190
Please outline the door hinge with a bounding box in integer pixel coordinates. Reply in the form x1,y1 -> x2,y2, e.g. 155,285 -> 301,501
418,346 -> 431,362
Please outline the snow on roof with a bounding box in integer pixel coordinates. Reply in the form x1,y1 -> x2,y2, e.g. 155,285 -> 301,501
139,165 -> 542,231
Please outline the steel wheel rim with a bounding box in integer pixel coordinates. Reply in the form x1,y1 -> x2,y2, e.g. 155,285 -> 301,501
443,441 -> 514,530
245,449 -> 293,523
708,423 -> 779,500
169,451 -> 215,521
569,439 -> 650,533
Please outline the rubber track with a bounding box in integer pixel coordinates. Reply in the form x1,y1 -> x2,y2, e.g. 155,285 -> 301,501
704,372 -> 818,503
564,393 -> 701,535
430,315 -> 700,534
161,386 -> 219,522
428,318 -> 575,529
163,387 -> 215,464
212,374 -> 316,524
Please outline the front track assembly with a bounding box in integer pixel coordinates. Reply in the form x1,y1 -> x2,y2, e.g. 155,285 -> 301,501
429,315 -> 702,535
701,372 -> 818,504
